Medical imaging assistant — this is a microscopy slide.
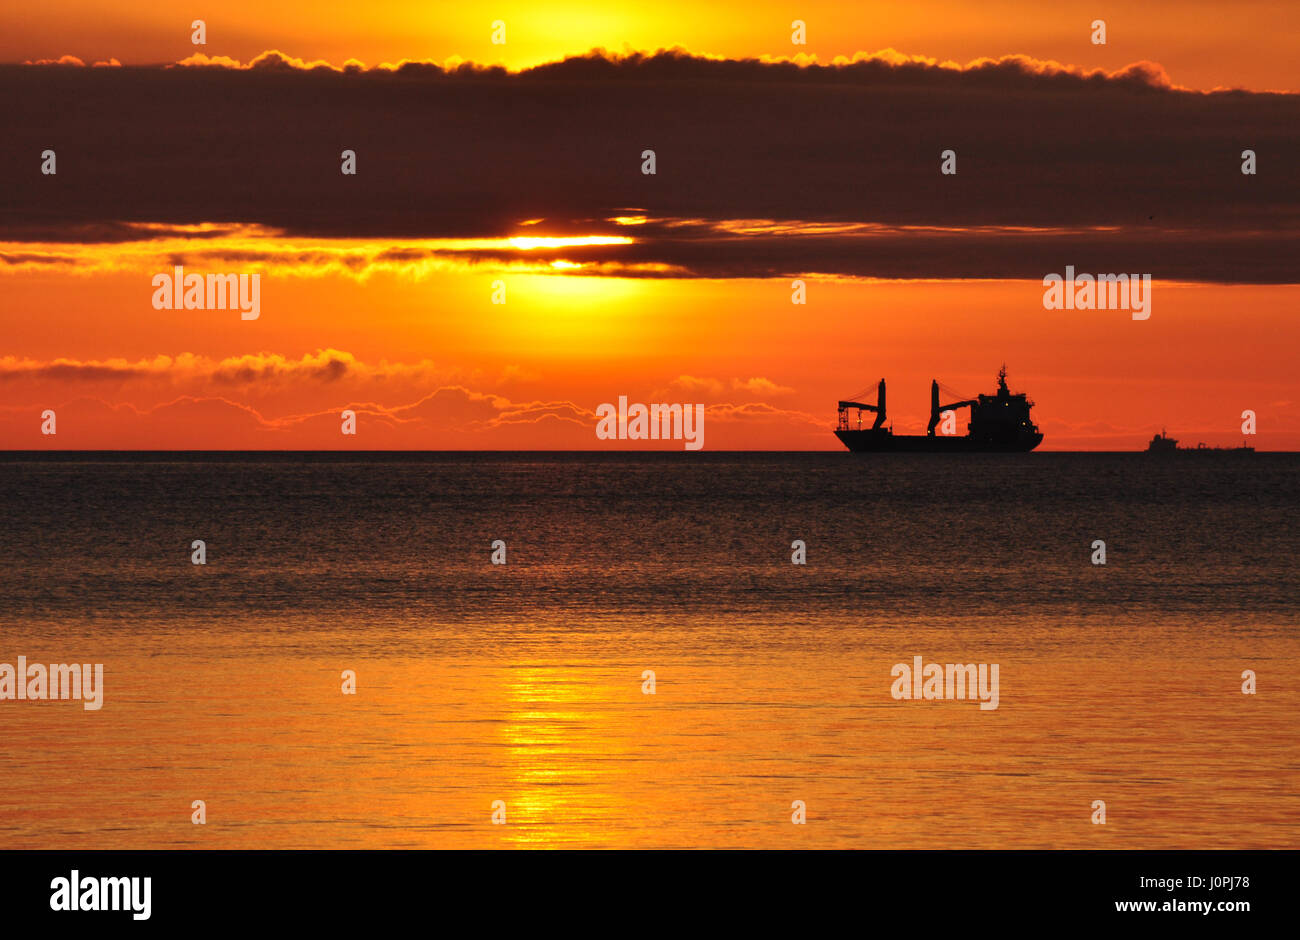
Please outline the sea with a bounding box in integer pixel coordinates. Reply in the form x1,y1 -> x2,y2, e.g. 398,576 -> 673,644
1,452 -> 1296,847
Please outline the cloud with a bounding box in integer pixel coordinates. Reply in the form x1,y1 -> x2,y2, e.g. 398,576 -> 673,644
732,377 -> 794,395
668,375 -> 725,395
171,49 -> 505,77
664,375 -> 796,398
0,352 -> 814,448
1,48 -> 1296,282
705,401 -> 822,425
0,350 -> 445,386
23,54 -> 85,66
74,45 -> 1182,91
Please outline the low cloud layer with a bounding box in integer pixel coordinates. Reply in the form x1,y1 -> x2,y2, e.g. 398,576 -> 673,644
0,350 -> 819,448
1,48 -> 1296,282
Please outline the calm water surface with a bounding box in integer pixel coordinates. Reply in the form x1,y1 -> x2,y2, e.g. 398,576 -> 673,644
1,453 -> 1297,847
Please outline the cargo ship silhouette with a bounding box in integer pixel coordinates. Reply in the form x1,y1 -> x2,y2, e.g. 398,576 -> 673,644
835,366 -> 1043,452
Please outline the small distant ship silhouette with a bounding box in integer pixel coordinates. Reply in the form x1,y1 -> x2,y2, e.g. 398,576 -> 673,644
835,366 -> 1043,452
1146,430 -> 1255,454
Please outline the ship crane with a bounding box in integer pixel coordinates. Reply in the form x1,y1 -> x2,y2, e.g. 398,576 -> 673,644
837,378 -> 887,431
927,380 -> 977,436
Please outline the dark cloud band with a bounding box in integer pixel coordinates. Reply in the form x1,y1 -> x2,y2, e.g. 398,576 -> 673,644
1,50 -> 1296,282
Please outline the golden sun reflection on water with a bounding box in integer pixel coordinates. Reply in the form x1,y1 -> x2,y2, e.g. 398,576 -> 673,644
3,618 -> 1298,849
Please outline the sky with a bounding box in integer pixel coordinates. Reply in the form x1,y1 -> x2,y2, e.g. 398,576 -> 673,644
1,2 -> 1297,449
6,1 -> 1300,92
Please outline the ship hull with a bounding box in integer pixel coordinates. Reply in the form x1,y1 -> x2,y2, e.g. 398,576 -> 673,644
835,429 -> 1043,453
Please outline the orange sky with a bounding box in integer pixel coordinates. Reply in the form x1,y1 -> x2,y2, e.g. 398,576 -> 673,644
6,1 -> 1298,92
2,246 -> 1296,448
2,3 -> 1297,450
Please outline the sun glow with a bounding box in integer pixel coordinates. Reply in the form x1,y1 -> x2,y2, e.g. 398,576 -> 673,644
507,235 -> 633,250
0,228 -> 637,280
